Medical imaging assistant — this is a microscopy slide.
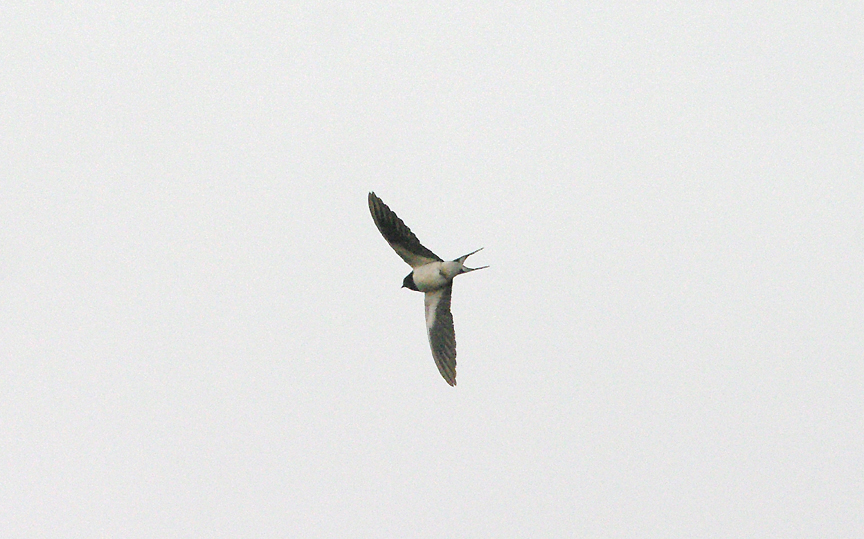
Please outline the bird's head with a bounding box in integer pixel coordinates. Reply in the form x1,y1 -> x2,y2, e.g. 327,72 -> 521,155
402,273 -> 419,291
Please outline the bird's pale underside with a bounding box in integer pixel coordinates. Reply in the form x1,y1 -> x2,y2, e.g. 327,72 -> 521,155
368,192 -> 487,386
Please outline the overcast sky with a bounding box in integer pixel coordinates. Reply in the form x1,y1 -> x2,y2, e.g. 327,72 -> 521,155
2,3 -> 862,537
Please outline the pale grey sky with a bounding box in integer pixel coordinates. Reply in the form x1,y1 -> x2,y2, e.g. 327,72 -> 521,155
2,3 -> 862,537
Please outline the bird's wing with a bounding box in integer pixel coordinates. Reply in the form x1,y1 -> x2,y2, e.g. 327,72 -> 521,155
369,192 -> 442,268
424,284 -> 457,386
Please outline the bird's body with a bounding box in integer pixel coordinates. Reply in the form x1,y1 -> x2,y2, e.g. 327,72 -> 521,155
368,192 -> 487,386
408,260 -> 466,292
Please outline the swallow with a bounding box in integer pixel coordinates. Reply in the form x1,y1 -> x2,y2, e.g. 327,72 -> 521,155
368,192 -> 487,386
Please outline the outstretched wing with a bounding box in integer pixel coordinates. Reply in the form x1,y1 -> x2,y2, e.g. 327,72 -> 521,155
424,284 -> 457,386
369,192 -> 442,268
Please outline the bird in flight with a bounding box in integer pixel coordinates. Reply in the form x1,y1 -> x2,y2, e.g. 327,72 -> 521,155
368,192 -> 487,386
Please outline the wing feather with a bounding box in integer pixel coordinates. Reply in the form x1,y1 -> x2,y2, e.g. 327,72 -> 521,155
424,285 -> 457,386
368,192 -> 442,268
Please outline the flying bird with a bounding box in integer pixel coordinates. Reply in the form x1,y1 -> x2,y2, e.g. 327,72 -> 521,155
368,192 -> 487,386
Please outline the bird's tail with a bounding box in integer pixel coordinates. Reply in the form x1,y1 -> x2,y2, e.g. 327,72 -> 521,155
455,247 -> 489,273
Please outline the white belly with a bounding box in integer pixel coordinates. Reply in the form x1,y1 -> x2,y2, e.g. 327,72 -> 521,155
412,261 -> 461,292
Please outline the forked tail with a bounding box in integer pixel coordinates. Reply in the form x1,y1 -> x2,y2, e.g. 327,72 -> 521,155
456,247 -> 489,273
